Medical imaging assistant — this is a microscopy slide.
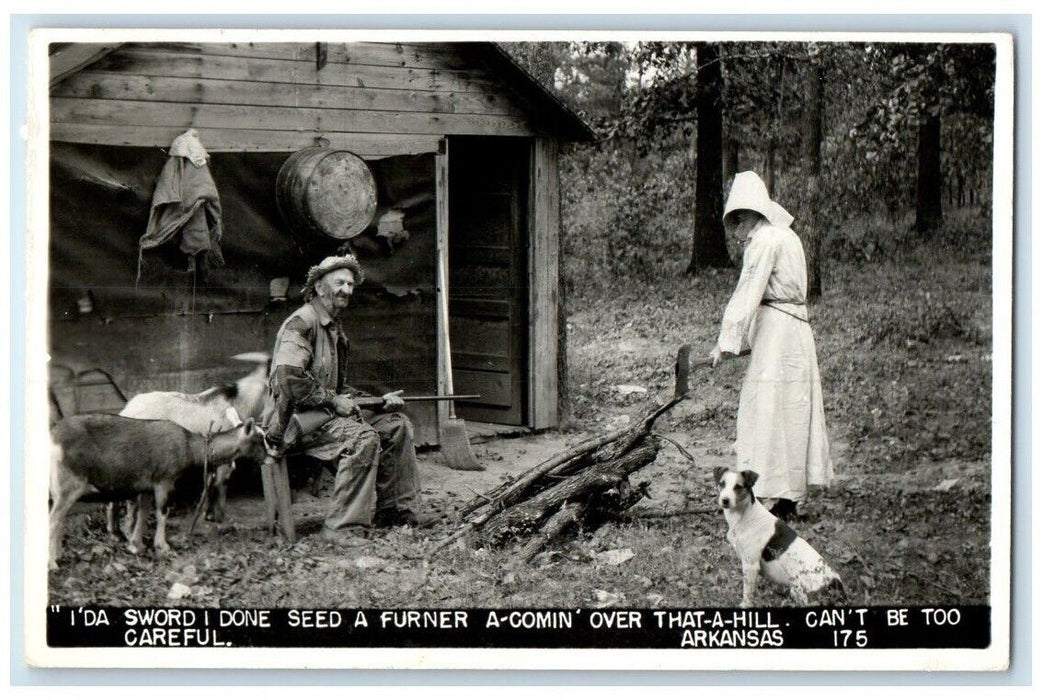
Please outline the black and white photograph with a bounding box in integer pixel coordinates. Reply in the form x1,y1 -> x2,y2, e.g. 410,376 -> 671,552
22,27 -> 1013,671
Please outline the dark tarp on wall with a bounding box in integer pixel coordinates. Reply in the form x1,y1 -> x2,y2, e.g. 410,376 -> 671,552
48,142 -> 440,441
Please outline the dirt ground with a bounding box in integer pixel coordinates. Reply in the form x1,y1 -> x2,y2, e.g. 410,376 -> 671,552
47,252 -> 994,610
48,412 -> 990,610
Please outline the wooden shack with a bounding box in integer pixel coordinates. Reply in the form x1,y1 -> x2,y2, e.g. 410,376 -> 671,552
47,40 -> 594,443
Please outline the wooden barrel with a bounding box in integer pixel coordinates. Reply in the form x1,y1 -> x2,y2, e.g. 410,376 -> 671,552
276,148 -> 377,241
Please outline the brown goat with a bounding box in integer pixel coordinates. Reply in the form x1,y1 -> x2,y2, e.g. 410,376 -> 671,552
49,414 -> 268,570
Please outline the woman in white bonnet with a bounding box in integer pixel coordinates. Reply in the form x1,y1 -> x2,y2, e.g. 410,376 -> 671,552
710,171 -> 833,520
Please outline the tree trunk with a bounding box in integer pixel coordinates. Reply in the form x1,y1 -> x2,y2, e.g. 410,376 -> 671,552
915,112 -> 943,236
686,43 -> 730,273
800,60 -> 825,301
763,58 -> 787,197
763,149 -> 775,196
723,136 -> 739,187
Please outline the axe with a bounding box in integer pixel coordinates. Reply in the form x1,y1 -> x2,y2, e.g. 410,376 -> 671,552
674,344 -> 715,399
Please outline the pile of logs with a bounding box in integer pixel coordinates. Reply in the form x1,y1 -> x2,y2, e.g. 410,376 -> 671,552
433,346 -> 700,563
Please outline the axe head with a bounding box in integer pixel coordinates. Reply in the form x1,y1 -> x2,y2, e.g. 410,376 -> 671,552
674,344 -> 692,398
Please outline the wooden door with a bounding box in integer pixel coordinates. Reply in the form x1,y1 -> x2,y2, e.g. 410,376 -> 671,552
447,137 -> 528,425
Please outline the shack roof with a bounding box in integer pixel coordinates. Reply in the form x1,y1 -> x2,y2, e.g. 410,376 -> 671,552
465,43 -> 597,142
49,40 -> 597,144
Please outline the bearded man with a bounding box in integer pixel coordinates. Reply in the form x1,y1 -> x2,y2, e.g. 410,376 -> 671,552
261,255 -> 426,545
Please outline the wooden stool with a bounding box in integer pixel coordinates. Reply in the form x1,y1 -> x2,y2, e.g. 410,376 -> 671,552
260,455 -> 295,543
260,410 -> 335,543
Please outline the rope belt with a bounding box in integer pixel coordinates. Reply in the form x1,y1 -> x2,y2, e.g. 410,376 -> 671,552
760,299 -> 809,324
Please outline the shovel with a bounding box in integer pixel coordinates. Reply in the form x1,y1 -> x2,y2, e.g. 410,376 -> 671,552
435,249 -> 483,471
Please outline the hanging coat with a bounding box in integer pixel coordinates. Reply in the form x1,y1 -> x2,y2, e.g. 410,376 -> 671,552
716,222 -> 833,502
138,131 -> 224,278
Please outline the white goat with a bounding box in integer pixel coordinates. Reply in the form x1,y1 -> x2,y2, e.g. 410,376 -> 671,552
113,355 -> 269,534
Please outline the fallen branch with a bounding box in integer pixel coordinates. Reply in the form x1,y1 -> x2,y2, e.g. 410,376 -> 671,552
652,433 -> 696,463
520,502 -> 585,564
430,521 -> 478,556
459,395 -> 685,526
463,484 -> 491,503
457,428 -> 629,520
480,439 -> 659,547
439,347 -> 695,563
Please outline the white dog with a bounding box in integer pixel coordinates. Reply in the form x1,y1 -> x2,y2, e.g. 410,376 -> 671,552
714,467 -> 844,607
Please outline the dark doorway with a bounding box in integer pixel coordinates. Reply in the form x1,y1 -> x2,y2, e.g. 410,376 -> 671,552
447,136 -> 529,426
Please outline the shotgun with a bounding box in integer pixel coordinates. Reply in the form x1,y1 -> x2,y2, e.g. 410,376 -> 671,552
353,393 -> 480,408
282,394 -> 482,445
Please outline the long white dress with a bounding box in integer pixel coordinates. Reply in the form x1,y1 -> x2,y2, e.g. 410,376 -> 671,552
716,222 -> 833,501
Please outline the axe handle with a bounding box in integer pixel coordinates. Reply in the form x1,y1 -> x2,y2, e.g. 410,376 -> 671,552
700,348 -> 752,366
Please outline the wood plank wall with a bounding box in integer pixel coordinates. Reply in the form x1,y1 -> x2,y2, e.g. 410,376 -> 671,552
50,42 -> 543,157
528,137 -> 560,429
